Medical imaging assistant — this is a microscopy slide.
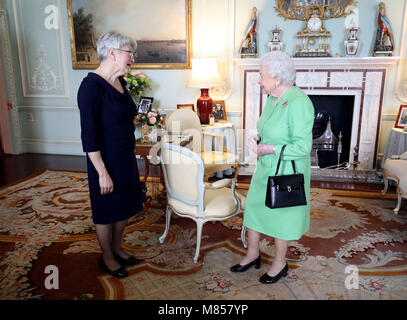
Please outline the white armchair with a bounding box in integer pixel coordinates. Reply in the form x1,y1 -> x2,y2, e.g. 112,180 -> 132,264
381,151 -> 407,214
165,109 -> 239,180
159,142 -> 246,263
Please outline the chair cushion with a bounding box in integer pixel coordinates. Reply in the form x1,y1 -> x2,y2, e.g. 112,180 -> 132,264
204,188 -> 245,218
168,187 -> 245,219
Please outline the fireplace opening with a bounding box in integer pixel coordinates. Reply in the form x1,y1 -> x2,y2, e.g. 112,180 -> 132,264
309,95 -> 355,168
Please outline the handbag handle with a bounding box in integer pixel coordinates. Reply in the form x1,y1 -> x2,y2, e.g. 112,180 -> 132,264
274,145 -> 297,176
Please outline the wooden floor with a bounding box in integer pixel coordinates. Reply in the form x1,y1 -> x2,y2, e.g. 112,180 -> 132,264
0,153 -> 390,192
0,153 -> 153,188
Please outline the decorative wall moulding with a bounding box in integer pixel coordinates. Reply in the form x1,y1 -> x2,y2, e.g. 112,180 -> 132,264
12,0 -> 69,98
381,114 -> 398,121
18,105 -> 79,111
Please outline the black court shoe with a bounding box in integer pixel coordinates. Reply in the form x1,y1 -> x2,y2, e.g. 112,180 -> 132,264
230,256 -> 261,273
99,256 -> 128,278
113,253 -> 140,266
259,263 -> 288,284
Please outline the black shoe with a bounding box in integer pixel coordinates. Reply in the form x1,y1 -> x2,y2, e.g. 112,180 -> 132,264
113,253 -> 140,266
259,263 -> 288,284
230,256 -> 261,273
99,256 -> 128,278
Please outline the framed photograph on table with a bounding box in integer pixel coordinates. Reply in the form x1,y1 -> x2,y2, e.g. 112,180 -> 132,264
67,0 -> 192,69
395,105 -> 407,128
138,97 -> 154,114
211,100 -> 227,121
177,104 -> 195,111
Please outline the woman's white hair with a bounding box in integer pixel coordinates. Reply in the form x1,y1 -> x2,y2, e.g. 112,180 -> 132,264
260,51 -> 296,86
96,31 -> 137,62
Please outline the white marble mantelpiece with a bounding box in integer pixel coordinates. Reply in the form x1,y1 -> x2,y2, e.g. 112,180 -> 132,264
234,56 -> 400,70
236,56 -> 400,172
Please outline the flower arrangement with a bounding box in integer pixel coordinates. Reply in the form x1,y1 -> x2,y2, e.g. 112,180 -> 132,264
134,109 -> 165,129
124,69 -> 152,100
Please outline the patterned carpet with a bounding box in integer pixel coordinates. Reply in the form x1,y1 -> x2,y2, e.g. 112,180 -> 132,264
0,170 -> 406,300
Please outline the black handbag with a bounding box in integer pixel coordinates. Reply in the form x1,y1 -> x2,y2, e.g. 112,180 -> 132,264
140,181 -> 149,202
265,145 -> 307,209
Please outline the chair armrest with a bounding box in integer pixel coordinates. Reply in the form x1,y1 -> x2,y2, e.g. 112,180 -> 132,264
205,178 -> 232,189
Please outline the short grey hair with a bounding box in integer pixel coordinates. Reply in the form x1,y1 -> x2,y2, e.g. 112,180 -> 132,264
260,51 -> 296,86
96,31 -> 137,62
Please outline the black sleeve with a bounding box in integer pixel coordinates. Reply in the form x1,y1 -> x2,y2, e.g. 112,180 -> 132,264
77,78 -> 102,153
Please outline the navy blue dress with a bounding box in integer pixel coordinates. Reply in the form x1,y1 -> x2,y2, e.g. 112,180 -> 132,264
77,72 -> 144,224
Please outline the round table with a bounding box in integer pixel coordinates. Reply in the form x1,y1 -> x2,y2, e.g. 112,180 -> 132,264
381,127 -> 407,167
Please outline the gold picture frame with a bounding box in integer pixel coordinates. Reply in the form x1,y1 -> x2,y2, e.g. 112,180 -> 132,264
177,104 -> 195,111
395,105 -> 407,129
67,0 -> 192,70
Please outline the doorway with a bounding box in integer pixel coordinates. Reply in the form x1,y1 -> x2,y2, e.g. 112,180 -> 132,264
0,62 -> 11,155
0,133 -> 4,156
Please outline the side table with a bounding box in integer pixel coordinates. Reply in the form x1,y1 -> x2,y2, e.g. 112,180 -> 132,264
135,134 -> 194,206
135,140 -> 163,206
381,127 -> 407,167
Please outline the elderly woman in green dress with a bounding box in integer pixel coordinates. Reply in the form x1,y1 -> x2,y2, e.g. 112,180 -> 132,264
231,51 -> 314,284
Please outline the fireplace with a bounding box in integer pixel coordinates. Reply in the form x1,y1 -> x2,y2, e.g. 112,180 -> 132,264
235,57 -> 399,174
309,94 -> 355,168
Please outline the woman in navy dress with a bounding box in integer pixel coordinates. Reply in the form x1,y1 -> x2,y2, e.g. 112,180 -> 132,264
78,31 -> 144,278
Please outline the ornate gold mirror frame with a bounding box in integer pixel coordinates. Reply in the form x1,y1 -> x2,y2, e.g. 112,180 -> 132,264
275,0 -> 356,20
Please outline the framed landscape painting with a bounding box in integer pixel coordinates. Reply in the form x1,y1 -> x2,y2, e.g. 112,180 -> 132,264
67,0 -> 192,69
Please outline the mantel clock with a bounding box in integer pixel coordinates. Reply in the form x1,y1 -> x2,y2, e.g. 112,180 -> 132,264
295,12 -> 331,57
274,0 -> 356,57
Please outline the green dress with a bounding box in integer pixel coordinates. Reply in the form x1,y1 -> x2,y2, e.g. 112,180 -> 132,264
243,86 -> 315,240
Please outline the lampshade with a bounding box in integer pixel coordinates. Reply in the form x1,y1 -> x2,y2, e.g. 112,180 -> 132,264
186,58 -> 224,88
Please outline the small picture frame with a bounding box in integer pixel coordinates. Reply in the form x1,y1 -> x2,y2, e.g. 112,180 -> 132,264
177,104 -> 195,111
395,105 -> 407,128
211,100 -> 227,121
138,96 -> 154,114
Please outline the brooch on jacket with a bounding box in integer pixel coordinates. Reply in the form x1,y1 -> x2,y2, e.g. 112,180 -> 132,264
282,99 -> 288,108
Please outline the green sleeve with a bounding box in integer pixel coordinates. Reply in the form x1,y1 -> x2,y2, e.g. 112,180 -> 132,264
274,97 -> 314,161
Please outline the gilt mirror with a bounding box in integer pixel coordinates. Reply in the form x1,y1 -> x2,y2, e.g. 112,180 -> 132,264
275,0 -> 356,20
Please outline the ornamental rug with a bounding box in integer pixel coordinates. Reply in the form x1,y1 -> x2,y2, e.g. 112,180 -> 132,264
0,170 -> 406,300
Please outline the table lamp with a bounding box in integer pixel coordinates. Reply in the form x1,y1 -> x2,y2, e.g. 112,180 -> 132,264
186,58 -> 224,124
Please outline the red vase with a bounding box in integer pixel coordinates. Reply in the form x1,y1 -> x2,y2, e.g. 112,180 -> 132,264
196,88 -> 213,124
